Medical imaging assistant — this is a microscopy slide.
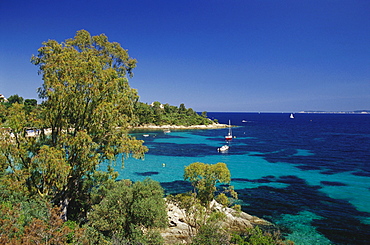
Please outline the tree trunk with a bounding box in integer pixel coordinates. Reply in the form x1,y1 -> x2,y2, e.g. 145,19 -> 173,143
60,197 -> 70,221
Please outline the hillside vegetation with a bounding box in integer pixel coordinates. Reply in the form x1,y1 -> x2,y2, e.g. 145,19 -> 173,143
135,101 -> 213,126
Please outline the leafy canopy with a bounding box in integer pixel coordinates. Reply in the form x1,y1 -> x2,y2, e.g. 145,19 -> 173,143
1,30 -> 147,221
184,162 -> 231,207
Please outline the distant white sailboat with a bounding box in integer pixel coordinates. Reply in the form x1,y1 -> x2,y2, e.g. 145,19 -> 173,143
290,113 -> 294,119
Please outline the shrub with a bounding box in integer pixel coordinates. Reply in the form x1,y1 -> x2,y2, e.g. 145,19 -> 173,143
87,178 -> 167,244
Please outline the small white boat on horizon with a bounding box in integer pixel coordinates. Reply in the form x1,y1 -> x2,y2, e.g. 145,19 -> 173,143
290,113 -> 294,119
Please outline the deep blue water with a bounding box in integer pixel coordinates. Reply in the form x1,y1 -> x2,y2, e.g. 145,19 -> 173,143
103,112 -> 370,244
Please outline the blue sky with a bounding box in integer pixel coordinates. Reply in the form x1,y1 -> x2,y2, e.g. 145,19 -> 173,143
1,0 -> 369,112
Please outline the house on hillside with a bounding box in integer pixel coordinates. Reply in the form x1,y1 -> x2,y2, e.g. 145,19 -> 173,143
0,94 -> 8,102
150,101 -> 164,109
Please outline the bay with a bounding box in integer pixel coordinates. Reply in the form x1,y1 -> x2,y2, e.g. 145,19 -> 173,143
101,112 -> 370,244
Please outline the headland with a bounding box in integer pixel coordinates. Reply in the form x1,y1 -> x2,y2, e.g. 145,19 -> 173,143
132,123 -> 229,130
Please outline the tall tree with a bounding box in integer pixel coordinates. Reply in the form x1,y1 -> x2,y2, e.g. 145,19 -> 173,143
1,30 -> 147,220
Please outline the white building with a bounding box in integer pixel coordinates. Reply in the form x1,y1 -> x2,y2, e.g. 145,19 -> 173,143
150,102 -> 164,109
0,94 -> 8,102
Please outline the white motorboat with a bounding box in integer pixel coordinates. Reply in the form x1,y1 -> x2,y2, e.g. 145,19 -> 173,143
218,145 -> 229,152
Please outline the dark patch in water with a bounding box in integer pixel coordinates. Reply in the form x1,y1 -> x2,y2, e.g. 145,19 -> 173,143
296,165 -> 322,171
321,181 -> 347,186
144,142 -> 219,157
263,175 -> 276,179
320,169 -> 343,175
232,178 -> 250,182
352,171 -> 370,177
232,177 -> 273,184
236,175 -> 370,245
134,171 -> 159,176
160,180 -> 192,195
219,184 -> 231,188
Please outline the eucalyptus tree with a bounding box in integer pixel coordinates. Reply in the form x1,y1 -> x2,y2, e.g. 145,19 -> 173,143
1,30 -> 147,220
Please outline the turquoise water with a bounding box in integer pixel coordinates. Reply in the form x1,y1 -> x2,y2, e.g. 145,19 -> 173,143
101,113 -> 370,244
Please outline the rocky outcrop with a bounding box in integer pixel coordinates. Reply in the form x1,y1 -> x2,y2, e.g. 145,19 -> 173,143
161,200 -> 273,244
210,200 -> 271,232
161,201 -> 194,244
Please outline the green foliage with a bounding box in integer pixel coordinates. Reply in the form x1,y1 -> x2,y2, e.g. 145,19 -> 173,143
191,221 -> 229,245
230,226 -> 294,245
134,101 -> 213,126
0,103 -> 6,123
7,94 -> 24,104
24,99 -> 38,114
0,30 -> 148,222
88,178 -> 167,244
232,204 -> 242,212
31,145 -> 71,197
245,226 -> 275,245
191,224 -> 292,245
24,99 -> 37,107
184,162 -> 232,207
215,192 -> 229,206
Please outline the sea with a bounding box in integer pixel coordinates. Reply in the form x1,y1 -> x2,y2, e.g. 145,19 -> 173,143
102,112 -> 370,245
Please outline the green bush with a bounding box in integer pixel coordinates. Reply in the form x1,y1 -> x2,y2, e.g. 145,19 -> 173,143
87,178 -> 167,244
230,226 -> 293,245
191,223 -> 229,245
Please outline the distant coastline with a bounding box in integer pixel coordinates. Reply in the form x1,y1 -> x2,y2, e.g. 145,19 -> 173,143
298,110 -> 370,114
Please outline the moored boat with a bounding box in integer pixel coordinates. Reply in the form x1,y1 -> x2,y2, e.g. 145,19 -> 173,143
225,120 -> 233,141
217,145 -> 229,152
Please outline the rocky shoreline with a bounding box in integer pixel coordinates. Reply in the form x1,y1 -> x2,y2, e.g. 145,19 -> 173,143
161,200 -> 275,244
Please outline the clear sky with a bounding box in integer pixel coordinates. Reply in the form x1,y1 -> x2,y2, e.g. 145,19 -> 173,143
1,0 -> 369,112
